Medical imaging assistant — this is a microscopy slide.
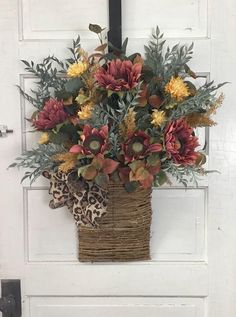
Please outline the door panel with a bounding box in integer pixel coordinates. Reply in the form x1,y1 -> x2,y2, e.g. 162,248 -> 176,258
24,187 -> 207,262
122,0 -> 208,38
1,0 -> 235,316
28,297 -> 204,317
20,0 -> 108,40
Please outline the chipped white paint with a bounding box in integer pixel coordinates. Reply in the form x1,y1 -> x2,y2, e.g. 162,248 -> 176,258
0,0 -> 235,316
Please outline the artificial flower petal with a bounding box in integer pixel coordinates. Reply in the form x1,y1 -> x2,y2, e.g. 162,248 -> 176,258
69,145 -> 83,154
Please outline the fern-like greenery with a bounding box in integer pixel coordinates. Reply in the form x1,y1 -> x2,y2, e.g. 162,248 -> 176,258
170,81 -> 227,120
18,35 -> 81,110
9,144 -> 66,184
144,26 -> 194,83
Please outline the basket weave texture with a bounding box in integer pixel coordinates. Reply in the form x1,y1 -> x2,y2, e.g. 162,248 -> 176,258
78,182 -> 152,262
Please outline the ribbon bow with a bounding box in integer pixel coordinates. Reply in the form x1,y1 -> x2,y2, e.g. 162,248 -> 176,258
42,170 -> 108,227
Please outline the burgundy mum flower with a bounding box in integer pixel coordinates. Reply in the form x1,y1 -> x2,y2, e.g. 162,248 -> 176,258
70,125 -> 109,156
122,131 -> 162,163
95,59 -> 142,92
33,98 -> 67,130
164,119 -> 199,165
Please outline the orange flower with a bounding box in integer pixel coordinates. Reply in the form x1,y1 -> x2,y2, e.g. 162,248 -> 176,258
165,76 -> 190,101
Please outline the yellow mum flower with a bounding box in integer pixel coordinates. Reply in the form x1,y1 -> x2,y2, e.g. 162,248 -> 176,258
78,102 -> 94,120
67,61 -> 88,78
38,132 -> 49,144
151,110 -> 166,127
165,76 -> 190,101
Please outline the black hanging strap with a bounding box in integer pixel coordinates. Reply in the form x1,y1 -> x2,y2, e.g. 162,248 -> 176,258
108,0 -> 122,51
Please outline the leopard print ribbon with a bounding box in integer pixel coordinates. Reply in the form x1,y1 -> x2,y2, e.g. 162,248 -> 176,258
42,171 -> 108,227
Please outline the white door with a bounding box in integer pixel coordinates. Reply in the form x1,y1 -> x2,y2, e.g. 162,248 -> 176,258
1,0 -> 236,316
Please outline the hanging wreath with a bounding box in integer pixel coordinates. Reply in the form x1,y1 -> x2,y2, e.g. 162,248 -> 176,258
10,25 -> 225,261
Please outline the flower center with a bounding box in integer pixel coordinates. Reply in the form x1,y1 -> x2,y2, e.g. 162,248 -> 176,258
174,136 -> 186,154
84,134 -> 104,154
132,142 -> 144,154
89,140 -> 101,151
175,138 -> 181,150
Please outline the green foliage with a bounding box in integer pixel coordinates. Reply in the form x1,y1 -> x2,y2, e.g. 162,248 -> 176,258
124,181 -> 139,192
94,172 -> 108,187
66,35 -> 81,64
144,26 -> 194,82
55,90 -> 72,101
9,144 -> 66,184
144,26 -> 166,78
87,88 -> 142,158
14,25 -> 225,189
49,131 -> 68,145
19,37 -> 83,110
153,170 -> 169,186
163,161 -> 208,187
105,38 -> 134,61
58,123 -> 80,144
17,85 -> 42,109
64,78 -> 84,94
164,42 -> 193,80
91,87 -> 141,129
21,56 -> 67,109
170,81 -> 227,120
89,24 -> 104,34
135,106 -> 152,131
121,38 -> 129,55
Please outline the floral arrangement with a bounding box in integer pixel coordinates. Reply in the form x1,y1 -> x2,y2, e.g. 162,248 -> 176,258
11,25 -> 224,194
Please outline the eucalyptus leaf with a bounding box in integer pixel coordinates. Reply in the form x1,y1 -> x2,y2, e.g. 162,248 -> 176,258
121,38 -> 128,54
124,181 -> 139,193
154,170 -> 168,186
147,153 -> 160,166
65,78 -> 83,93
55,90 -> 72,100
89,23 -> 103,34
94,172 -> 108,187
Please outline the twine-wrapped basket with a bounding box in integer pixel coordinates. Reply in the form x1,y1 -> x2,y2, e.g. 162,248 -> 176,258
79,183 -> 152,262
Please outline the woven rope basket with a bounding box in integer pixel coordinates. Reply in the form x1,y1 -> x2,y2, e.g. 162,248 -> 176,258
78,183 -> 152,262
